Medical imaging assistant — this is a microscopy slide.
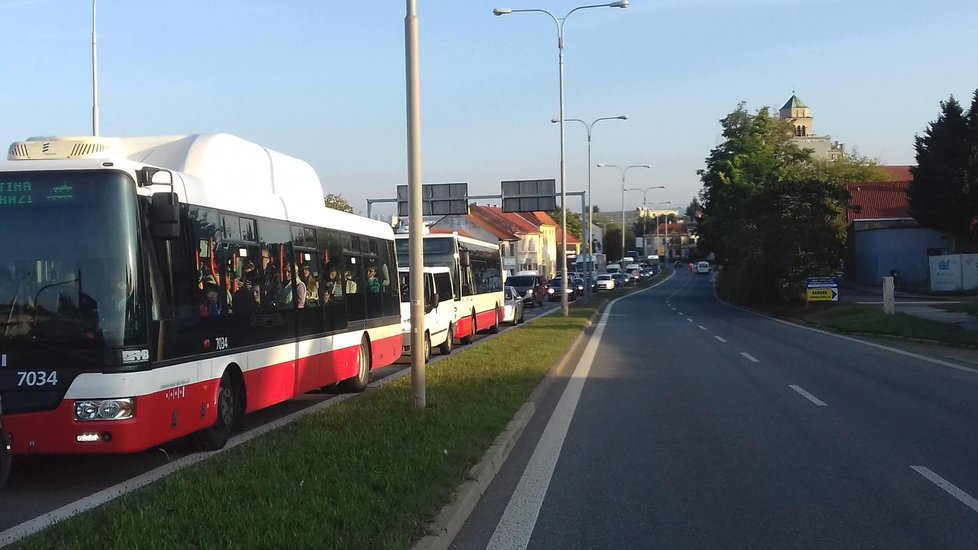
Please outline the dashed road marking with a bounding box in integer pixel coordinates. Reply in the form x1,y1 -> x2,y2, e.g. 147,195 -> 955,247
715,336 -> 727,343
741,352 -> 759,363
912,466 -> 978,514
789,384 -> 827,406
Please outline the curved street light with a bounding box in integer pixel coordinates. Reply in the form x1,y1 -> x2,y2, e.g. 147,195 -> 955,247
647,200 -> 673,258
625,187 -> 667,256
493,0 -> 629,316
596,163 -> 653,263
552,115 -> 627,298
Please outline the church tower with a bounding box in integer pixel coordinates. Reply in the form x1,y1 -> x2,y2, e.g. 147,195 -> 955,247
779,93 -> 813,137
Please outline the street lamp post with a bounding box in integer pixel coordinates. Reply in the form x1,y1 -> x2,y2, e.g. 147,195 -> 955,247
624,187 -> 666,257
553,115 -> 627,300
650,200 -> 672,258
494,0 -> 629,317
596,164 -> 651,263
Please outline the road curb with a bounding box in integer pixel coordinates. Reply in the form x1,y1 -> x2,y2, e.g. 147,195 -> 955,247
411,311 -> 594,550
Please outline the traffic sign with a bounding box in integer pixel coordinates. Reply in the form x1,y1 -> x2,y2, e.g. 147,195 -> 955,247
500,179 -> 556,213
396,183 -> 469,217
805,276 -> 839,302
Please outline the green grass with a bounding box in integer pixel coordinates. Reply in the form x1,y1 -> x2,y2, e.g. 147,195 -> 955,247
778,303 -> 978,347
23,271 -> 669,549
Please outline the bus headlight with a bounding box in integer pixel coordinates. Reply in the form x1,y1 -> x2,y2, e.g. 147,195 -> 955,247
547,288 -> 554,294
74,398 -> 134,421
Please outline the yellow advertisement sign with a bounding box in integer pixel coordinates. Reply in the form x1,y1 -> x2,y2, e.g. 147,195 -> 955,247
806,288 -> 838,302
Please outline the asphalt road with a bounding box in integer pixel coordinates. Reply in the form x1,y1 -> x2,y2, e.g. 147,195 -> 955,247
0,300 -> 559,534
454,270 -> 978,549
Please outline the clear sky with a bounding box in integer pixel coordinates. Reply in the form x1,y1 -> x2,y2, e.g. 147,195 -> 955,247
2,1 -> 977,219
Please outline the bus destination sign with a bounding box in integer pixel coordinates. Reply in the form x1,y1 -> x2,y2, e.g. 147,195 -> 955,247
0,181 -> 76,207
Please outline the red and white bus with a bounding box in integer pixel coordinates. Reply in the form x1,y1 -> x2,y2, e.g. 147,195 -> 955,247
395,232 -> 504,346
0,134 -> 402,454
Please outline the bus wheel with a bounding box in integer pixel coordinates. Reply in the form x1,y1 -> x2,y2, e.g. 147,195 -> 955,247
440,324 -> 454,355
424,332 -> 432,363
340,338 -> 371,393
460,314 -> 476,344
489,306 -> 500,334
195,372 -> 240,451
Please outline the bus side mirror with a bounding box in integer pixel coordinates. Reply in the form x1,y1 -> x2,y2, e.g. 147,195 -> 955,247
459,250 -> 471,267
150,192 -> 181,240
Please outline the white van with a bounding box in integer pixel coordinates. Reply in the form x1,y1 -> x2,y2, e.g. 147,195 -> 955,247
696,261 -> 711,274
399,267 -> 456,362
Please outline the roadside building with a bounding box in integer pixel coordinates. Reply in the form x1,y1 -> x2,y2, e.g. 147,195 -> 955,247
846,166 -> 946,290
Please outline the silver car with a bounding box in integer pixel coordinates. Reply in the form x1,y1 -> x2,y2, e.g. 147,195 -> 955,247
502,286 -> 525,325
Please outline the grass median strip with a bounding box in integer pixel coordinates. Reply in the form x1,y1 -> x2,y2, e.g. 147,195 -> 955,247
24,307 -> 602,549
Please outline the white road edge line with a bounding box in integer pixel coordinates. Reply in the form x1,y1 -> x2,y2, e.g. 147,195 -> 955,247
715,336 -> 727,343
486,273 -> 674,550
788,384 -> 828,407
717,296 -> 978,375
911,466 -> 978,514
741,352 -> 759,363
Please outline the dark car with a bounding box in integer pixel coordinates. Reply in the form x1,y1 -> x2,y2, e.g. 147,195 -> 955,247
1,396 -> 10,491
569,275 -> 587,296
546,278 -> 577,301
611,273 -> 628,288
506,274 -> 546,307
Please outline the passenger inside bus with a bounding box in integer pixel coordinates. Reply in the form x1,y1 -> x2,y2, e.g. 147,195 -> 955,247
302,264 -> 319,307
344,268 -> 358,294
283,264 -> 306,308
323,264 -> 343,303
366,264 -> 381,293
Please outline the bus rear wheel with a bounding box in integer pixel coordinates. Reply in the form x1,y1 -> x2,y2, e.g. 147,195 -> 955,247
340,339 -> 371,393
195,371 -> 241,452
439,324 -> 454,355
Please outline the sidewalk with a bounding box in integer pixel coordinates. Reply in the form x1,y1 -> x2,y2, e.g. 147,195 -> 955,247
838,279 -> 978,331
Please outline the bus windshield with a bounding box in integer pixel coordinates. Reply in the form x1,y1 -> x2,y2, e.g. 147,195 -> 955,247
0,170 -> 144,350
395,237 -> 456,267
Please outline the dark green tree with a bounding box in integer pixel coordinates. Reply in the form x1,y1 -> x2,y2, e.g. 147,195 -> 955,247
603,225 -> 634,262
698,102 -> 879,303
550,209 -> 583,240
908,91 -> 978,251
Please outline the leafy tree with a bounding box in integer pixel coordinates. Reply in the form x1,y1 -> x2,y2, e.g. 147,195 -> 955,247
603,225 -> 634,262
324,193 -> 353,213
697,102 -> 879,304
550,209 -> 583,240
686,197 -> 703,220
908,91 -> 978,251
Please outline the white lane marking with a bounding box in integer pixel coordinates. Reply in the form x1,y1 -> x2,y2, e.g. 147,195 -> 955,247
698,325 -> 707,330
715,336 -> 727,343
678,311 -> 684,315
789,384 -> 828,406
911,466 -> 978,514
741,352 -> 759,363
716,295 -> 978,375
686,318 -> 694,322
487,271 -> 674,549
